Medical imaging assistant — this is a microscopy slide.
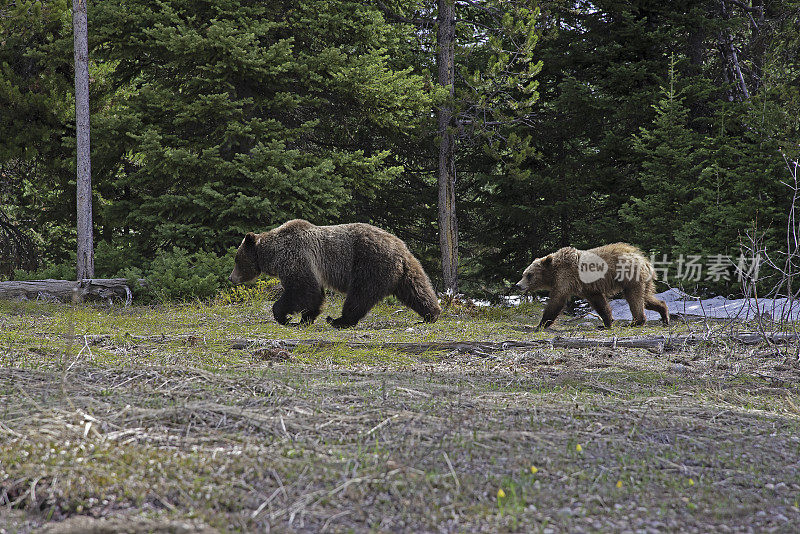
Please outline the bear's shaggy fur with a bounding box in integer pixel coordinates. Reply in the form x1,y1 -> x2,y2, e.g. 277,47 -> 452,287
515,243 -> 670,328
229,219 -> 441,328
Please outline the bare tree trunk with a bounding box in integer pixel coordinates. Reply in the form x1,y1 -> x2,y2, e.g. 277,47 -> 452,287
437,0 -> 458,294
725,35 -> 750,100
73,0 -> 94,279
720,0 -> 750,100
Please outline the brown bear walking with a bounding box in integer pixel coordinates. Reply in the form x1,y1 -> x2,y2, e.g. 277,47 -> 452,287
229,219 -> 441,328
514,243 -> 670,329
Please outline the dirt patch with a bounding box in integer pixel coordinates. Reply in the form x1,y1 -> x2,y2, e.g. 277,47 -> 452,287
35,516 -> 217,534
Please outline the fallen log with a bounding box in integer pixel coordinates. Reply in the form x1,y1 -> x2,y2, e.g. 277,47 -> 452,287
228,332 -> 800,354
549,332 -> 800,351
42,331 -> 800,354
0,278 -> 138,305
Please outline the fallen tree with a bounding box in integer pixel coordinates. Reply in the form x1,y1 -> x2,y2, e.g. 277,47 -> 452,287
229,332 -> 800,354
0,279 -> 138,305
45,331 -> 800,354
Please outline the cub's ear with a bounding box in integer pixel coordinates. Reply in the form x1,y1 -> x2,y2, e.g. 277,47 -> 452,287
243,232 -> 257,248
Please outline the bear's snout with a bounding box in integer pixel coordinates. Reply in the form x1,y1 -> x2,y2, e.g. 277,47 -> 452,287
514,280 -> 527,291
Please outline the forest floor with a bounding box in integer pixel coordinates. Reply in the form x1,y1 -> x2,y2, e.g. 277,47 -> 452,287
1,293 -> 800,533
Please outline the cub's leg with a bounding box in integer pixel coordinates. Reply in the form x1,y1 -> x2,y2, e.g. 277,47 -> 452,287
539,291 -> 569,328
623,286 -> 646,327
585,292 -> 614,329
645,295 -> 670,325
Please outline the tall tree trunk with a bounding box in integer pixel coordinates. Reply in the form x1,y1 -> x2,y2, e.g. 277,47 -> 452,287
73,0 -> 94,279
437,0 -> 458,294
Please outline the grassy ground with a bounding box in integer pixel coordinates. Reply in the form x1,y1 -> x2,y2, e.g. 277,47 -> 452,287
2,293 -> 800,533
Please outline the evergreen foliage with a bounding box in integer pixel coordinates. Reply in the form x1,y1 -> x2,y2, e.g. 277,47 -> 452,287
1,0 -> 798,298
89,0 -> 432,256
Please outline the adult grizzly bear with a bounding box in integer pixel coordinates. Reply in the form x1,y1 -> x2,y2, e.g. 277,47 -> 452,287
229,219 -> 441,328
514,243 -> 670,329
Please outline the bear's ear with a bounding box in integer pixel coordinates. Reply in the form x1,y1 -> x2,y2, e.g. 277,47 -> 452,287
243,232 -> 257,248
542,255 -> 553,267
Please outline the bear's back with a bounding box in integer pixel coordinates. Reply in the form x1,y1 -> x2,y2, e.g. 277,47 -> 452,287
587,242 -> 645,262
294,221 -> 411,292
580,242 -> 654,294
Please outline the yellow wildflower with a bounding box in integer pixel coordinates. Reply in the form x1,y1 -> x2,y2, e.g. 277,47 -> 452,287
530,466 -> 538,474
576,444 -> 583,452
497,488 -> 506,499
616,480 -> 623,488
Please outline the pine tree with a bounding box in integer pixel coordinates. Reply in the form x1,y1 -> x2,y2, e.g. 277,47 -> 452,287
454,1 -> 541,289
372,0 -> 541,292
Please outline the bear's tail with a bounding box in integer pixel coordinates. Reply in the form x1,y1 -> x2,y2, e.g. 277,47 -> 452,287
395,259 -> 441,323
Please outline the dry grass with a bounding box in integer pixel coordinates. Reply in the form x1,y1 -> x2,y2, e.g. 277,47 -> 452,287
2,295 -> 800,533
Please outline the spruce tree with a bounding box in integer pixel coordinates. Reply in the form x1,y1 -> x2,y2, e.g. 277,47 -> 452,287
620,56 -> 705,255
0,0 -> 81,265
90,0 -> 432,255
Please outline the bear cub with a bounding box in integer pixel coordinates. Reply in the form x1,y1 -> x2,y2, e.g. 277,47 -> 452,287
515,243 -> 670,329
229,219 -> 441,328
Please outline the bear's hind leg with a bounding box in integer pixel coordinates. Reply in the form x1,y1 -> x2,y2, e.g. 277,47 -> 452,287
327,286 -> 384,328
645,295 -> 670,325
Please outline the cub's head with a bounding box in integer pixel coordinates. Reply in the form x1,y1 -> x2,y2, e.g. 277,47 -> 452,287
514,255 -> 554,292
229,232 -> 260,284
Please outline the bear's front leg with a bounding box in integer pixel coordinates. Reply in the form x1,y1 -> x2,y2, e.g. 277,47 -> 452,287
538,292 -> 568,328
585,292 -> 614,329
326,315 -> 357,329
272,276 -> 324,326
300,287 -> 325,325
272,296 -> 292,326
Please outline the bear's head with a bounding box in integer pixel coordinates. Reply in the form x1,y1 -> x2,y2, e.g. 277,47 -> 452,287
229,232 -> 260,284
514,255 -> 555,292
